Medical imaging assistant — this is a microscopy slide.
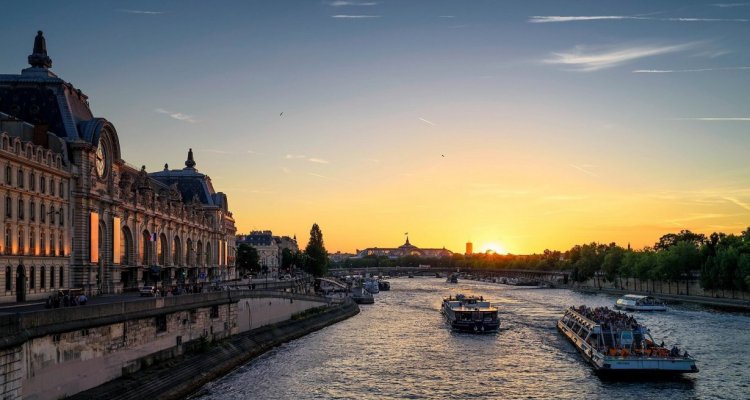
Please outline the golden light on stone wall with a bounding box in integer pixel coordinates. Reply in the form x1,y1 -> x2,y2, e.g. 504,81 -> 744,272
90,212 -> 99,263
113,217 -> 121,264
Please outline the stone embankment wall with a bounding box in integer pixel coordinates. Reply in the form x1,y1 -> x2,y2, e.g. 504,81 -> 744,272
571,277 -> 750,301
0,290 -> 330,400
70,300 -> 360,400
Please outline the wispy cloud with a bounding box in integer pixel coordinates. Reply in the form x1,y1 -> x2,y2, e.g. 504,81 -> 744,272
200,149 -> 259,155
670,117 -> 750,121
712,3 -> 750,7
569,164 -> 599,177
331,14 -> 380,18
154,108 -> 197,123
307,172 -> 335,180
531,16 -> 643,23
328,1 -> 378,6
529,15 -> 750,23
439,15 -> 455,18
545,42 -> 697,71
285,154 -> 331,164
724,197 -> 750,211
118,9 -> 163,15
540,195 -> 589,202
418,117 -> 437,126
634,66 -> 750,73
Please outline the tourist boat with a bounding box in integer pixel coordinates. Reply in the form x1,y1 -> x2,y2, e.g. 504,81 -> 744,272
351,286 -> 374,304
446,274 -> 458,284
364,279 -> 380,294
442,294 -> 500,333
615,295 -> 667,311
557,306 -> 698,375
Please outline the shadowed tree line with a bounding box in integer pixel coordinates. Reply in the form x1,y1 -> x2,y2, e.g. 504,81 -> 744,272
331,228 -> 750,295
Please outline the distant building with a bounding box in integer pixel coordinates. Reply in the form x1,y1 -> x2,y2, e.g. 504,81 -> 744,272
236,231 -> 298,277
466,242 -> 473,255
353,236 -> 453,259
329,251 -> 356,263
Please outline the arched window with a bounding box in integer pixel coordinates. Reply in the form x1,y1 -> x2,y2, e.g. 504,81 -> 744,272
59,207 -> 64,226
49,232 -> 55,255
40,204 -> 45,223
158,233 -> 168,265
17,169 -> 24,188
29,200 -> 35,222
186,238 -> 193,265
196,241 -> 203,266
17,199 -> 23,220
29,228 -> 35,255
50,265 -> 55,288
59,182 -> 64,198
206,242 -> 212,266
59,233 -> 64,256
40,266 -> 45,289
29,172 -> 35,191
122,227 -> 133,265
40,229 -> 45,255
50,179 -> 55,196
5,196 -> 11,219
4,165 -> 11,185
18,227 -> 24,254
59,266 -> 64,288
29,266 -> 35,289
142,231 -> 152,265
4,226 -> 10,255
4,266 -> 10,291
40,176 -> 46,193
173,236 -> 182,265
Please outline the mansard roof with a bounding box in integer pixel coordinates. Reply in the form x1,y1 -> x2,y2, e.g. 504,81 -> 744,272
0,31 -> 115,150
148,149 -> 229,211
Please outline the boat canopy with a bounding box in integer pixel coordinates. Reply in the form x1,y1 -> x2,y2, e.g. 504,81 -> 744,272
621,294 -> 651,301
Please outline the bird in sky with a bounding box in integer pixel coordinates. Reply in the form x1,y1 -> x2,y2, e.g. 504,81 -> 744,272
279,112 -> 284,117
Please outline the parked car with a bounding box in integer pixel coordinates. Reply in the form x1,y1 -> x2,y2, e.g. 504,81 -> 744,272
140,286 -> 156,297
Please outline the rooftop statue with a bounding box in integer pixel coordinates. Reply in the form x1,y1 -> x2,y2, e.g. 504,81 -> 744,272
28,30 -> 53,69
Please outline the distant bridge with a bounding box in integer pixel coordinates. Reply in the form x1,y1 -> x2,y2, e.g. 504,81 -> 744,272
328,267 -> 569,287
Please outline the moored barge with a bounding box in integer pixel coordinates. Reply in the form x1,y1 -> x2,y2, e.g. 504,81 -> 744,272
558,306 -> 698,375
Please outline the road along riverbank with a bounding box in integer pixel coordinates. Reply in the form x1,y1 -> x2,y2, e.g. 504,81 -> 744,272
69,299 -> 359,400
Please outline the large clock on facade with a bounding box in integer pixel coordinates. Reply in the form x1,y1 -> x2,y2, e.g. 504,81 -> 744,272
95,141 -> 108,179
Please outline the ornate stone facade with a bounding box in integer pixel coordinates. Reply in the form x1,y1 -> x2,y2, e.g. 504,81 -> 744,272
0,114 -> 72,302
0,32 -> 236,299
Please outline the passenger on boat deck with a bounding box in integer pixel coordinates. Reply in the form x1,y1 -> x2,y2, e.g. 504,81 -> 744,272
573,305 -> 640,330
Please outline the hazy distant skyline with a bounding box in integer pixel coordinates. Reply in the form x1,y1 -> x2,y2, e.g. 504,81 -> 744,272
2,1 -> 749,254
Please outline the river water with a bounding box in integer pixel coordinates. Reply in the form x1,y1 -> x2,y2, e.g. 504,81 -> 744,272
192,277 -> 750,399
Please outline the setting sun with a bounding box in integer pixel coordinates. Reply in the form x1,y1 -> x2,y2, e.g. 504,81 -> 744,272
481,243 -> 508,255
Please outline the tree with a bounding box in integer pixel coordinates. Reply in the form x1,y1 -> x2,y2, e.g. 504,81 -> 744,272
304,223 -> 329,277
602,246 -> 625,287
281,248 -> 294,270
236,243 -> 260,276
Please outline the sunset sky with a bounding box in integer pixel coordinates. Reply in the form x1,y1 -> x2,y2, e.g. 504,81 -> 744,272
2,1 -> 749,254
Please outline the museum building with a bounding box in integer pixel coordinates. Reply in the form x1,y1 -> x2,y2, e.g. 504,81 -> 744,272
0,32 -> 237,302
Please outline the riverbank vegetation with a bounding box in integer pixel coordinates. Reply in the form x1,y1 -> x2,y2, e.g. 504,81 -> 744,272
332,228 -> 750,295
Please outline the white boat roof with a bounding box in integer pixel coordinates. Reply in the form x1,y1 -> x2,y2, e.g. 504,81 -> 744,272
621,294 -> 652,300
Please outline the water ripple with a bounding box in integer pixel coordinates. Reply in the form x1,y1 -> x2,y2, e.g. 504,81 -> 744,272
191,278 -> 750,400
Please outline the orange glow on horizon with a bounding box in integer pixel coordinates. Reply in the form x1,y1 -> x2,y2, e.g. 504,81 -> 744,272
480,243 -> 509,255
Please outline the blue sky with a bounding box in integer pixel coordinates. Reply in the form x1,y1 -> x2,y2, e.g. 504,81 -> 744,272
2,1 -> 749,253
